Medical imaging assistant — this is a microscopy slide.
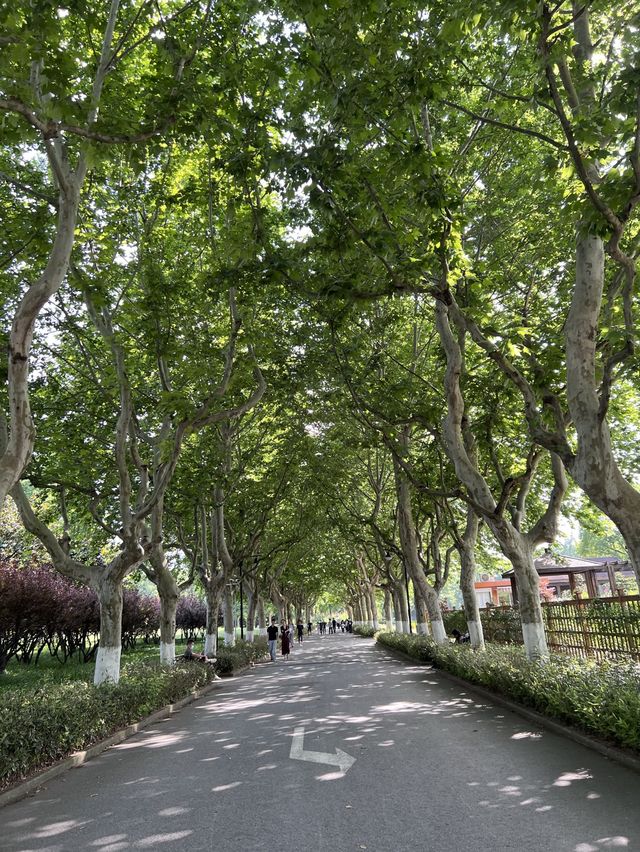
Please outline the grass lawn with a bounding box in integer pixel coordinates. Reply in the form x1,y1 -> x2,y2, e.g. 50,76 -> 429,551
0,632 -> 232,692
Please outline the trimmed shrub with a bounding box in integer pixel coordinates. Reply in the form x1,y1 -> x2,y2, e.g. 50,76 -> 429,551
377,632 -> 640,752
214,638 -> 269,675
0,659 -> 218,790
353,625 -> 377,637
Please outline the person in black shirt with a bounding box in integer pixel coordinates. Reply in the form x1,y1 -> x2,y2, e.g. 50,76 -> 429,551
267,617 -> 279,662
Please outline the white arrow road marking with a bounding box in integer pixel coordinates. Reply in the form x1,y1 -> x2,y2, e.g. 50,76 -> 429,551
289,726 -> 356,773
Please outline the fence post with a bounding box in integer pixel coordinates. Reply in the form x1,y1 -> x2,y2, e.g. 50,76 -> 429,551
578,597 -> 593,659
618,590 -> 639,660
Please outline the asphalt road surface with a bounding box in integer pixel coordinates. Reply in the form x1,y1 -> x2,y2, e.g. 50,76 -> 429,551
2,634 -> 639,852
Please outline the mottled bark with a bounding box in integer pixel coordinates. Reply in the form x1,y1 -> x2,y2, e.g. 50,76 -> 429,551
369,588 -> 379,630
458,508 -> 484,649
246,589 -> 256,643
257,596 -> 267,637
383,589 -> 393,631
94,577 -> 123,685
414,587 -> 430,636
394,445 -> 446,643
223,588 -> 235,646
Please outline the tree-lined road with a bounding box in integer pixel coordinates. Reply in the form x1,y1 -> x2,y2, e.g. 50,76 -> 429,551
2,635 -> 639,851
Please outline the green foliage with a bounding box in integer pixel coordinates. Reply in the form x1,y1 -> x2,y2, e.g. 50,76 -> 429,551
377,633 -> 640,752
0,636 -> 267,788
214,638 -> 268,675
352,624 -> 377,637
0,659 -> 218,789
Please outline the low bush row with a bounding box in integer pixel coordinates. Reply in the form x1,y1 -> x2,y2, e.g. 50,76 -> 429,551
0,638 -> 268,790
214,638 -> 269,675
352,625 -> 377,637
377,632 -> 640,752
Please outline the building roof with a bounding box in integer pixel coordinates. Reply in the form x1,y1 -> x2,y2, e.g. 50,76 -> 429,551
502,554 -> 632,579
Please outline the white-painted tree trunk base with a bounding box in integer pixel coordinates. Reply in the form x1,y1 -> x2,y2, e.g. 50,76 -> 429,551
430,620 -> 447,644
402,621 -> 410,634
246,630 -> 254,643
416,621 -> 430,635
522,622 -> 548,660
372,620 -> 379,630
204,633 -> 217,657
258,627 -> 267,637
386,619 -> 393,631
94,646 -> 121,685
224,632 -> 235,647
394,620 -> 402,633
467,620 -> 484,649
160,641 -> 175,665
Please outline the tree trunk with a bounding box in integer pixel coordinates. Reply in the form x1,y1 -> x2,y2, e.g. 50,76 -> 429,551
563,234 -> 640,588
94,578 -> 123,685
204,588 -> 220,657
223,588 -> 235,646
392,589 -> 403,632
246,589 -> 256,643
459,509 -> 484,649
394,444 -> 446,642
157,571 -> 179,665
435,297 -> 549,659
257,596 -> 267,637
398,584 -> 410,633
414,587 -> 430,636
423,585 -> 446,643
363,592 -> 372,627
383,589 -> 393,631
369,588 -> 379,630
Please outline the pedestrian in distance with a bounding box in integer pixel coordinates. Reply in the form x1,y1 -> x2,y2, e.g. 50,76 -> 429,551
267,616 -> 279,661
297,618 -> 304,643
307,620 -> 312,635
281,621 -> 291,660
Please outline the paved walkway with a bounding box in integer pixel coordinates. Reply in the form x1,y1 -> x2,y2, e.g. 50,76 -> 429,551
2,635 -> 639,851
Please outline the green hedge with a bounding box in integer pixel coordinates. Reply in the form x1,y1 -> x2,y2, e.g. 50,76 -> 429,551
353,625 -> 377,637
377,632 -> 640,753
0,639 -> 268,790
214,638 -> 268,674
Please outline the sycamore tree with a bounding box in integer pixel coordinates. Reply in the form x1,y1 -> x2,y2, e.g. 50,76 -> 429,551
415,3 -> 640,584
11,136 -> 266,682
0,0 -> 210,506
269,0 -> 578,657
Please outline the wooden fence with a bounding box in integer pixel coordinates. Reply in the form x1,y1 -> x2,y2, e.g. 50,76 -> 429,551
478,595 -> 640,663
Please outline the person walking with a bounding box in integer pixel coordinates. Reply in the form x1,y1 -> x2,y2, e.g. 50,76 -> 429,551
267,617 -> 279,662
281,621 -> 291,661
297,618 -> 304,644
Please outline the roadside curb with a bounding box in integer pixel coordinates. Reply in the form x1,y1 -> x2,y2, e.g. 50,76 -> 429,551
377,643 -> 640,776
0,666 -> 253,811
